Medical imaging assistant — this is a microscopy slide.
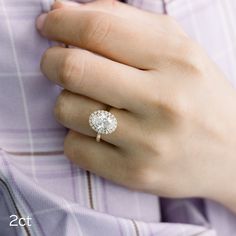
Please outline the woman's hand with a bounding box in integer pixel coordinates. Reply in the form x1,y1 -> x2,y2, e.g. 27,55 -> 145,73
37,0 -> 236,212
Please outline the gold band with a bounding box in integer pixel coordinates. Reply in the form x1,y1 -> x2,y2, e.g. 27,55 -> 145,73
96,133 -> 101,142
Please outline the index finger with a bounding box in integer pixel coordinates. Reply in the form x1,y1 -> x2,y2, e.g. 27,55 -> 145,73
37,8 -> 162,69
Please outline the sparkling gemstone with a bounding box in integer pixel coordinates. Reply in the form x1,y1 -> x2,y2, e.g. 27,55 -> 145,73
89,110 -> 117,134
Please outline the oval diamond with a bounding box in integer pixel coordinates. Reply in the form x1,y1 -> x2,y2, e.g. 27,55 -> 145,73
89,110 -> 117,134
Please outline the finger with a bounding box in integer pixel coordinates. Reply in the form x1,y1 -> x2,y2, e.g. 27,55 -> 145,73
52,0 -> 170,32
55,90 -> 139,147
64,130 -> 130,185
41,46 -> 147,111
37,7 -> 164,69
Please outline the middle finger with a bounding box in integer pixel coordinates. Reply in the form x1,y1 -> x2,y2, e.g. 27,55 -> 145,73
38,8 -> 161,69
41,46 -> 147,112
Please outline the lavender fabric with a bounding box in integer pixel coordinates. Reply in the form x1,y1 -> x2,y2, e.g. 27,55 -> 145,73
0,0 -> 236,235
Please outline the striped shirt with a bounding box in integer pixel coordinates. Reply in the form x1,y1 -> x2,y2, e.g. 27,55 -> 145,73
0,0 -> 236,235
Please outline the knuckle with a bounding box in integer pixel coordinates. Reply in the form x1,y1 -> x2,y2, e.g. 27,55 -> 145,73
124,159 -> 157,190
186,43 -> 205,72
59,52 -> 77,87
54,90 -> 69,123
129,164 -> 157,190
180,40 -> 198,60
166,92 -> 187,114
163,94 -> 189,118
83,13 -> 112,48
160,37 -> 204,77
175,40 -> 203,73
46,9 -> 64,29
141,139 -> 160,156
59,51 -> 88,90
148,89 -> 189,120
134,127 -> 160,155
163,15 -> 184,35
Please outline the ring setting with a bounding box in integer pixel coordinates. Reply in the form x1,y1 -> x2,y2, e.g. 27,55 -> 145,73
89,110 -> 117,142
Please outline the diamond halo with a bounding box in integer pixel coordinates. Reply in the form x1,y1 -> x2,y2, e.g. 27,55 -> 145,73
89,110 -> 117,135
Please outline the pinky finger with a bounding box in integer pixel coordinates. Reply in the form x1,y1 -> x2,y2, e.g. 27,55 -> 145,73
64,130 -> 129,184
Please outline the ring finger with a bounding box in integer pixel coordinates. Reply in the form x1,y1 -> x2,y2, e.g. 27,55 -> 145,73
55,90 -> 139,147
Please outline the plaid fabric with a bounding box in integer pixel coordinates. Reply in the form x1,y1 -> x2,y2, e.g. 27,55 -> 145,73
0,0 -> 235,235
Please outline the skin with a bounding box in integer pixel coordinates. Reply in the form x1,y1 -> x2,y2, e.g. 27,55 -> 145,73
37,0 -> 236,213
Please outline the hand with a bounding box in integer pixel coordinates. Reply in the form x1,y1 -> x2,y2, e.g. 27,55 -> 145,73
37,0 -> 236,212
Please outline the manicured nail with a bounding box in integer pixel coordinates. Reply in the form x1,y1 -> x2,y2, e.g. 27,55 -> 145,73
36,13 -> 47,31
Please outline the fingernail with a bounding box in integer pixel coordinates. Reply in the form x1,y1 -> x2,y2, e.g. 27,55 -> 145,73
56,0 -> 80,7
36,13 -> 47,31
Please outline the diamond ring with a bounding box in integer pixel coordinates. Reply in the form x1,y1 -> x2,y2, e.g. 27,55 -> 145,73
89,110 -> 118,142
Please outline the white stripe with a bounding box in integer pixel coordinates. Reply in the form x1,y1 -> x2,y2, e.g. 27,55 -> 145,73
213,44 -> 236,61
62,199 -> 84,236
185,0 -> 202,43
216,0 -> 236,78
221,0 -> 236,75
0,72 -> 43,77
0,0 -> 36,181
